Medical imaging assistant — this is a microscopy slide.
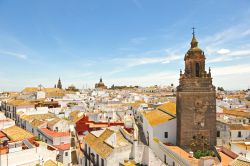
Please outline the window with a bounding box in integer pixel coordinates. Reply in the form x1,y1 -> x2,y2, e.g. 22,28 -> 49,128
164,154 -> 167,163
238,131 -> 242,138
85,144 -> 87,153
217,131 -> 220,137
96,154 -> 99,166
65,152 -> 68,156
90,153 -> 95,162
32,128 -> 34,133
196,63 -> 200,77
173,161 -> 175,166
101,159 -> 104,166
165,132 -> 168,138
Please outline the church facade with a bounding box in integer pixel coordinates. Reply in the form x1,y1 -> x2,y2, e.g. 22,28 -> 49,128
176,31 -> 216,151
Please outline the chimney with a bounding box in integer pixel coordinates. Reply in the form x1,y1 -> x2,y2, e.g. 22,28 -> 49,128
189,151 -> 194,158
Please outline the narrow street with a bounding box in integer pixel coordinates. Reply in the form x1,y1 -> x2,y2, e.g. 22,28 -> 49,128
71,131 -> 78,165
135,118 -> 147,145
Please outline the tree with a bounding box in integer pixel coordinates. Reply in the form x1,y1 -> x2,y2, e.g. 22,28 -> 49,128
217,87 -> 224,91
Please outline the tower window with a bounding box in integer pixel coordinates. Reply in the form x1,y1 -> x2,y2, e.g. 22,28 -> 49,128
217,131 -> 220,137
238,131 -> 242,137
196,63 -> 200,77
164,132 -> 168,138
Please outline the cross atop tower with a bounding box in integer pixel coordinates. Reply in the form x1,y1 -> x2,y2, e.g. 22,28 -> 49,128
190,27 -> 198,48
192,27 -> 196,36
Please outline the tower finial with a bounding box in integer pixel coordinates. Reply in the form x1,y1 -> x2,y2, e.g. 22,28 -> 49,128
192,27 -> 195,37
190,27 -> 198,48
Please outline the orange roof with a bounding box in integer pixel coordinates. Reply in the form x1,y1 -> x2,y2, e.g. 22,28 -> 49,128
167,146 -> 199,165
157,101 -> 176,116
223,109 -> 250,118
143,110 -> 174,126
2,126 -> 34,141
229,124 -> 250,130
219,152 -> 234,166
88,123 -> 108,128
54,143 -> 70,150
0,131 -> 6,138
40,128 -> 70,137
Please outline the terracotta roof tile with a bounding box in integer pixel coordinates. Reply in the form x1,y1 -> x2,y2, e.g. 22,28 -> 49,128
143,110 -> 174,126
54,143 -> 70,150
229,124 -> 250,130
223,109 -> 250,118
84,129 -> 114,158
40,128 -> 70,137
2,126 -> 34,141
157,101 -> 176,116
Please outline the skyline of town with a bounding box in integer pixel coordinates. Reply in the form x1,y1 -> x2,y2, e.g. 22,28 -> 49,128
1,0 -> 250,91
1,1 -> 250,166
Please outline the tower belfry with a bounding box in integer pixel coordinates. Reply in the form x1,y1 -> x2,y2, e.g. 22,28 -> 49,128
176,30 -> 216,151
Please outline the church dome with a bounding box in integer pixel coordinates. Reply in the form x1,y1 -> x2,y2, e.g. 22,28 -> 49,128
184,32 -> 205,60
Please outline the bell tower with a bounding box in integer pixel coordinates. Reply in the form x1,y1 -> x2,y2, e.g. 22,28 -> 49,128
57,78 -> 62,89
176,29 -> 216,151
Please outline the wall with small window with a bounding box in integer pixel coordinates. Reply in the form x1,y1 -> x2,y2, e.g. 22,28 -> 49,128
152,118 -> 176,146
230,130 -> 250,141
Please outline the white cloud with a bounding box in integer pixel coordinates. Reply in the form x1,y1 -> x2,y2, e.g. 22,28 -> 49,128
107,71 -> 178,86
202,22 -> 250,63
0,50 -> 28,60
203,26 -> 250,47
207,47 -> 250,63
212,63 -> 250,90
112,54 -> 182,68
213,63 -> 250,76
217,48 -> 230,55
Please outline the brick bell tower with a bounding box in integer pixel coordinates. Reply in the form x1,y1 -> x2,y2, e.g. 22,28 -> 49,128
176,29 -> 216,151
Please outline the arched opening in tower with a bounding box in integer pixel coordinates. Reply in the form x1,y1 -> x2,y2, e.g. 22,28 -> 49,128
196,63 -> 200,77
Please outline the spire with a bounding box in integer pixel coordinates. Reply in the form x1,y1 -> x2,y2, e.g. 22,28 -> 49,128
191,27 -> 198,48
57,77 -> 62,89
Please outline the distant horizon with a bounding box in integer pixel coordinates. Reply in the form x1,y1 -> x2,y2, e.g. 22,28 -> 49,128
1,80 -> 249,92
1,0 -> 250,91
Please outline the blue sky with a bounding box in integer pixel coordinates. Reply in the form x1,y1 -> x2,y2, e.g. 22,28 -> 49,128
0,0 -> 250,91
